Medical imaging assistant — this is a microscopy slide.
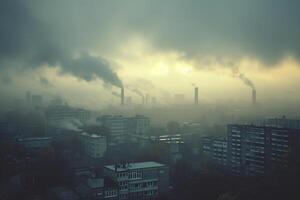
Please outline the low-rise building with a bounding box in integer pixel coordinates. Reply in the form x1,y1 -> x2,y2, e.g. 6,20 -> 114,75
104,161 -> 169,200
76,177 -> 118,200
16,136 -> 52,152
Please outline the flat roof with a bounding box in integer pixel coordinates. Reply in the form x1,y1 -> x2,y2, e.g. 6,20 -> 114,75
17,137 -> 52,141
104,161 -> 165,172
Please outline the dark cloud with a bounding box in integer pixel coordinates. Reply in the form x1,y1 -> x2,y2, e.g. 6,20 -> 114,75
60,54 -> 122,87
134,0 -> 300,65
1,0 -> 300,86
0,0 -> 123,87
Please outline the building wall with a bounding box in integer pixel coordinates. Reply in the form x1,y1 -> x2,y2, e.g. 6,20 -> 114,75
227,124 -> 300,176
103,163 -> 169,200
80,133 -> 107,159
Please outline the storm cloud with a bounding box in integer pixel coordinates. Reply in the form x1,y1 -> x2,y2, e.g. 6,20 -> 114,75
1,0 -> 300,87
0,0 -> 123,87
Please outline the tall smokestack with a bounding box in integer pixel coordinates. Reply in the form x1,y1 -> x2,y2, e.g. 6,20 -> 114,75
252,89 -> 256,105
121,87 -> 124,106
194,87 -> 199,105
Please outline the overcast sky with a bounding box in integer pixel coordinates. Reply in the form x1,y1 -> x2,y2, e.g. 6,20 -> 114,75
1,0 -> 300,108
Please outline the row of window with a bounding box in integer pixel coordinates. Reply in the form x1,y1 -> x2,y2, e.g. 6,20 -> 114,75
105,190 -> 118,197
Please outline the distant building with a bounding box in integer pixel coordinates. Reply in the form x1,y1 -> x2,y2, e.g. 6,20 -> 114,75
104,161 -> 169,200
98,115 -> 150,139
46,105 -> 90,123
227,124 -> 300,176
17,136 -> 52,152
182,122 -> 202,134
46,105 -> 90,135
266,116 -> 300,129
80,132 -> 107,159
100,115 -> 128,138
128,115 -> 150,135
201,137 -> 228,168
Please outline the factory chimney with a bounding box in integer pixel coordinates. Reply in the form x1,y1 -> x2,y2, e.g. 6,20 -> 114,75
252,89 -> 256,105
194,87 -> 199,105
121,87 -> 124,106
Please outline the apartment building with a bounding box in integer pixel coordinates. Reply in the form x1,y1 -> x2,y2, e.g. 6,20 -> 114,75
104,162 -> 169,200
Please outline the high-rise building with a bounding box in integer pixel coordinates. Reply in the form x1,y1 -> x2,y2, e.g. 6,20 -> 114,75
227,124 -> 300,176
104,161 -> 169,200
201,137 -> 228,168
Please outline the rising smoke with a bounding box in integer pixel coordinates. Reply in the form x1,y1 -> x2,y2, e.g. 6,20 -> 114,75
231,64 -> 256,90
0,0 -> 123,88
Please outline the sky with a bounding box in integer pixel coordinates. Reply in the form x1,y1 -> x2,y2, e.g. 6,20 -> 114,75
1,0 -> 300,109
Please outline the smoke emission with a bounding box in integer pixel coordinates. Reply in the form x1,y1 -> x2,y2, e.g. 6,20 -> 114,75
232,66 -> 256,90
127,86 -> 144,98
0,0 -> 123,88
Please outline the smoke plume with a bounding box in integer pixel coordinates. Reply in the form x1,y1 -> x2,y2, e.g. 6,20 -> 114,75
232,66 -> 256,90
0,0 -> 123,88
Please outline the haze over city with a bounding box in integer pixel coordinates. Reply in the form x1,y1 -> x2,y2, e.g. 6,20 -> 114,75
1,1 -> 300,200
1,0 -> 300,109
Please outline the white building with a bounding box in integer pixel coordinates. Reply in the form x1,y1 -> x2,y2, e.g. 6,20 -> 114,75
80,132 -> 107,159
100,115 -> 128,137
128,115 -> 150,135
46,105 -> 90,124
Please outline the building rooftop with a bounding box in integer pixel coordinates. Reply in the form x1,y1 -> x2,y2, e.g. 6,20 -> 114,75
80,132 -> 105,138
17,137 -> 52,142
104,161 -> 165,172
